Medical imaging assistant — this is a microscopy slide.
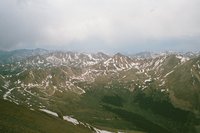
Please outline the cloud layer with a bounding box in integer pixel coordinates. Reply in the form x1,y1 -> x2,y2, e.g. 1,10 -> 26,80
0,0 -> 200,52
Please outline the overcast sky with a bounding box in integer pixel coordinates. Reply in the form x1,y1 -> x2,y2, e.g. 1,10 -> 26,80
0,0 -> 200,53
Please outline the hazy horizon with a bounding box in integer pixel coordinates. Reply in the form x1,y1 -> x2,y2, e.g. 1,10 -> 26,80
1,48 -> 200,56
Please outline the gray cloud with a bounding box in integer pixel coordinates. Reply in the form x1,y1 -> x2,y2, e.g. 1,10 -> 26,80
0,0 -> 200,52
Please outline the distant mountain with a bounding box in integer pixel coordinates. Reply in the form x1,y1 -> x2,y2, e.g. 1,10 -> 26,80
131,51 -> 199,59
0,48 -> 48,64
131,51 -> 157,59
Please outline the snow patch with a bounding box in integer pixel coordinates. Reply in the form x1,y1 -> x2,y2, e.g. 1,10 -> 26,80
3,88 -> 15,100
16,68 -> 27,76
176,55 -> 189,63
164,70 -> 174,78
3,81 -> 10,89
161,89 -> 165,92
94,127 -> 113,133
39,109 -> 58,117
0,74 -> 5,79
145,78 -> 152,83
198,64 -> 200,69
17,79 -> 21,84
63,116 -> 79,125
159,81 -> 165,86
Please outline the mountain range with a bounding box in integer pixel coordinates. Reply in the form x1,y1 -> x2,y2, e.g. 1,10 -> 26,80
0,49 -> 200,133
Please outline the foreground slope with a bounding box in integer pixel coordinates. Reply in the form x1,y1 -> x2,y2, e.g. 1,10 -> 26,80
0,100 -> 91,133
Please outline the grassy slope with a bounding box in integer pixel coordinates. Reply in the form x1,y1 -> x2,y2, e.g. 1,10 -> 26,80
49,80 -> 198,133
166,58 -> 200,113
0,100 -> 91,133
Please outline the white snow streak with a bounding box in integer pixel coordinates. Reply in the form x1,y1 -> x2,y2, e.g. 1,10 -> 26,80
39,109 -> 58,117
164,70 -> 174,78
3,88 -> 15,100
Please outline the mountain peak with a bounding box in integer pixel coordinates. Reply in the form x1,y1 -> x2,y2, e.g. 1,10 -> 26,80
114,52 -> 124,57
